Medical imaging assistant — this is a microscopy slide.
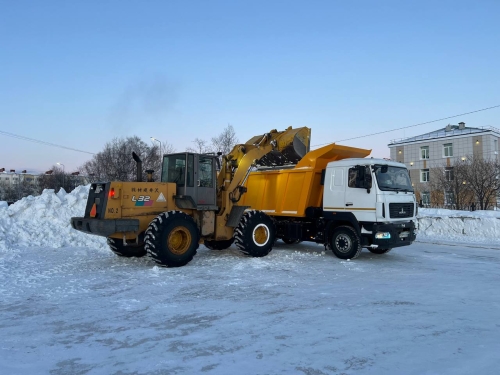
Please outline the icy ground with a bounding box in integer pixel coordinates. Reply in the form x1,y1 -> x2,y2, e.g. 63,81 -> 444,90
1,187 -> 500,374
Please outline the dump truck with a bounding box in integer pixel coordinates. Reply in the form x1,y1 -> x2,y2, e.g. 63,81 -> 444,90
241,145 -> 417,259
71,126 -> 417,266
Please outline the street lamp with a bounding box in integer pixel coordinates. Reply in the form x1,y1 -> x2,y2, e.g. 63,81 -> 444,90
151,137 -> 162,167
57,162 -> 65,190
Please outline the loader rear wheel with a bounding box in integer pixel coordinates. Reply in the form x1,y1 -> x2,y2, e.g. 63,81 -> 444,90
330,225 -> 362,260
107,236 -> 146,258
368,247 -> 392,255
144,211 -> 199,267
204,239 -> 234,250
234,210 -> 276,257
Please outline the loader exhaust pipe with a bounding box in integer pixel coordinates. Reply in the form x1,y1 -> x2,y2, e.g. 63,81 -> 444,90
132,152 -> 142,182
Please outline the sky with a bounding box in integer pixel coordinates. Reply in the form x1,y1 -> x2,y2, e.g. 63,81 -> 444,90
1,0 -> 500,173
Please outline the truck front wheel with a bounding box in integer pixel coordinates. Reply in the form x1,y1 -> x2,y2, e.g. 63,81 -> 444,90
107,236 -> 146,258
144,211 -> 200,267
234,210 -> 276,257
330,225 -> 362,260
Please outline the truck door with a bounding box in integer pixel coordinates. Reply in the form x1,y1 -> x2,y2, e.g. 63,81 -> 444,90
345,166 -> 376,222
195,155 -> 216,208
323,167 -> 346,211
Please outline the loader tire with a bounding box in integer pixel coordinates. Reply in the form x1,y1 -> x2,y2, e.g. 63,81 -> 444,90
204,239 -> 234,250
107,236 -> 146,258
368,247 -> 392,255
234,210 -> 276,257
144,211 -> 199,267
330,225 -> 362,260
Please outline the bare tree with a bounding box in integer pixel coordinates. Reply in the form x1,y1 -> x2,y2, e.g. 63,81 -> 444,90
461,156 -> 500,210
211,124 -> 239,156
79,136 -> 162,182
186,138 -> 212,154
429,159 -> 471,210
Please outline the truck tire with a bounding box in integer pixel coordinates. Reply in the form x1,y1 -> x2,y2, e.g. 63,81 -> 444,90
330,225 -> 362,260
368,247 -> 392,255
107,236 -> 146,258
144,211 -> 200,267
234,210 -> 276,257
204,239 -> 234,250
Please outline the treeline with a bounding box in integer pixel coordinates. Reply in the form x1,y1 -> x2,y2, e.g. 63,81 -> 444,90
1,125 -> 238,202
413,156 -> 500,210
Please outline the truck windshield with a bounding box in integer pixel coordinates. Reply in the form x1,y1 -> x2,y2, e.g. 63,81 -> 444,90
375,166 -> 413,192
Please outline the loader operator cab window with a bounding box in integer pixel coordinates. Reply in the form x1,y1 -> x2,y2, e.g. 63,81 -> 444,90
161,154 -> 194,187
198,156 -> 213,187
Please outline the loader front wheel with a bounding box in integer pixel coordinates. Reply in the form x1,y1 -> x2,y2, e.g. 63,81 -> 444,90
204,239 -> 234,250
107,236 -> 146,258
234,210 -> 276,257
330,225 -> 362,260
144,211 -> 200,267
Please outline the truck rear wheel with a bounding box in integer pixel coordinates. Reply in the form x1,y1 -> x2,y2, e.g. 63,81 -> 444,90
330,225 -> 362,260
368,247 -> 392,255
234,210 -> 276,257
204,239 -> 234,250
107,236 -> 146,258
144,211 -> 200,267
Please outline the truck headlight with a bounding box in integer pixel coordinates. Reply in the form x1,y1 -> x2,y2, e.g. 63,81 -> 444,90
375,232 -> 391,239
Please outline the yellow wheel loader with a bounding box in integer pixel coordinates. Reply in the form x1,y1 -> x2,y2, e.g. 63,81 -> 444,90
71,127 -> 311,267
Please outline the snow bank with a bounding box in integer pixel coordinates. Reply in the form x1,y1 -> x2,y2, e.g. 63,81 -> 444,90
0,186 -> 107,251
1,188 -> 500,251
416,208 -> 500,245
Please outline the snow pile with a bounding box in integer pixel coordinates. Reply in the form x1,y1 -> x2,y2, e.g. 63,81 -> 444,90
417,208 -> 500,245
1,186 -> 500,251
0,186 -> 107,251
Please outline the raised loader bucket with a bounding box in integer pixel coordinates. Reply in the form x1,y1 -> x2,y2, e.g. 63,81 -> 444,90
245,127 -> 311,167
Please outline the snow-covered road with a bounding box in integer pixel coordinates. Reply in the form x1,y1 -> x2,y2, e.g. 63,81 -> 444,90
1,241 -> 499,375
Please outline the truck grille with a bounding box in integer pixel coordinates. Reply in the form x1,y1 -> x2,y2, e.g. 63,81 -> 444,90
389,203 -> 414,218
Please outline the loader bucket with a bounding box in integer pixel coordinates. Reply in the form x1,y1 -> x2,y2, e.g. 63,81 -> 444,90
246,127 -> 311,167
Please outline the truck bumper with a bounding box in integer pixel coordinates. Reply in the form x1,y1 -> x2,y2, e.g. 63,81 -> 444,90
71,217 -> 140,237
367,220 -> 416,249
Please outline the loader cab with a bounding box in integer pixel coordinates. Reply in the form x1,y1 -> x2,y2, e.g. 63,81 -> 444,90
161,153 -> 218,210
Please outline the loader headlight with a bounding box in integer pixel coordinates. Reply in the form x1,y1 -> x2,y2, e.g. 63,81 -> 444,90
375,232 -> 391,239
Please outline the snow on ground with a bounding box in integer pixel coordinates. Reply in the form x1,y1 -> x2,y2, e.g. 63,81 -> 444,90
1,187 -> 500,374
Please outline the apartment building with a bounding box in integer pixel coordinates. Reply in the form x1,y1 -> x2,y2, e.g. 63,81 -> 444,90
388,122 -> 500,207
0,169 -> 39,187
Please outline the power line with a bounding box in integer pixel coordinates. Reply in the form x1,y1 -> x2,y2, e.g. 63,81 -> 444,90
0,130 -> 95,155
312,104 -> 500,148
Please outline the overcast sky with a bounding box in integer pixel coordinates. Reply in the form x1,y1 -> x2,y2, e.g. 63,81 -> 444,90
1,0 -> 499,173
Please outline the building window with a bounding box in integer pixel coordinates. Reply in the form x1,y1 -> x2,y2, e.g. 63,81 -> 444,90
420,146 -> 429,159
420,169 -> 429,182
422,192 -> 430,207
443,143 -> 453,157
445,191 -> 455,207
445,167 -> 454,181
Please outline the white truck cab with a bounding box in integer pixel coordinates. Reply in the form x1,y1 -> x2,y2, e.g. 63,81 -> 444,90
323,158 -> 417,256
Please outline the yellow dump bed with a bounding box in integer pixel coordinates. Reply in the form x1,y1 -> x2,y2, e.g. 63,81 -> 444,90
240,143 -> 371,217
